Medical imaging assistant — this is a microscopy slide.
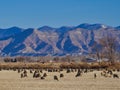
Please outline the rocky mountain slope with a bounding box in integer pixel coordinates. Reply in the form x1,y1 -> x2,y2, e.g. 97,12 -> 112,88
0,23 -> 120,56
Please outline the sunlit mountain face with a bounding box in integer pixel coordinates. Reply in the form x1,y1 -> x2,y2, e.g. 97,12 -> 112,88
0,23 -> 120,56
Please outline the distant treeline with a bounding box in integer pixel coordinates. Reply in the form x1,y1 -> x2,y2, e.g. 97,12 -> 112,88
0,62 -> 120,70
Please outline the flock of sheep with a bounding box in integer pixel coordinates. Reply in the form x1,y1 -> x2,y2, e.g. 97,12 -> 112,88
17,68 -> 120,81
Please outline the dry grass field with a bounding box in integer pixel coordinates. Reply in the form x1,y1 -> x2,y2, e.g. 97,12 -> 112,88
0,69 -> 120,90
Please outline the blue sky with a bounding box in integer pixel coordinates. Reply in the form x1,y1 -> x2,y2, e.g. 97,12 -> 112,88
0,0 -> 120,28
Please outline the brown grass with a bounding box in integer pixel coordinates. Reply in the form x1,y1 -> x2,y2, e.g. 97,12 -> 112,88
0,62 -> 120,90
0,69 -> 120,90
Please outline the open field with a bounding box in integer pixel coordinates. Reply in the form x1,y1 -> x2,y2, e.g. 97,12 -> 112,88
0,69 -> 120,90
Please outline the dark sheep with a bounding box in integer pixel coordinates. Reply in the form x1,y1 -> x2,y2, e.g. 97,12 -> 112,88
30,70 -> 33,73
21,73 -> 24,78
117,69 -> 120,72
94,73 -> 97,78
24,73 -> 27,77
54,75 -> 59,81
41,77 -> 45,80
33,71 -> 40,78
113,74 -> 119,78
59,69 -> 63,72
48,69 -> 52,72
40,70 -> 43,73
66,69 -> 71,73
75,70 -> 82,77
75,72 -> 81,77
23,70 -> 27,74
18,69 -> 21,73
23,70 -> 27,77
84,69 -> 88,73
60,73 -> 64,78
107,70 -> 113,75
43,73 -> 47,77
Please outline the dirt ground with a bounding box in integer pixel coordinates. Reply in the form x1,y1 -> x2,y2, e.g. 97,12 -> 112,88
0,70 -> 120,90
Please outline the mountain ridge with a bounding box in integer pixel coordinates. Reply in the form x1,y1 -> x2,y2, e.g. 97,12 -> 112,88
0,23 -> 120,56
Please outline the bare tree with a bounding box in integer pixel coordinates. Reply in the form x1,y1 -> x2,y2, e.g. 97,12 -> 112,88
99,34 -> 117,64
4,57 -> 11,62
92,42 -> 102,62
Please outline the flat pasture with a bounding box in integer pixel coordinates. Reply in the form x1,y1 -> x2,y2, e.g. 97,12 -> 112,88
0,69 -> 120,90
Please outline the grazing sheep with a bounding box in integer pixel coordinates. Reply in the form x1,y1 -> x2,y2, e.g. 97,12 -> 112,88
107,70 -> 113,75
43,73 -> 47,77
60,73 -> 64,78
21,73 -> 24,78
30,70 -> 33,73
101,70 -> 109,77
113,69 -> 116,72
20,70 -> 28,78
33,71 -> 40,78
66,69 -> 71,73
20,72 -> 27,78
40,70 -> 43,73
117,69 -> 120,72
24,73 -> 27,77
84,69 -> 88,73
94,73 -> 97,78
101,72 -> 103,76
34,73 -> 40,78
37,73 -> 40,77
23,70 -> 27,74
75,72 -> 81,77
59,69 -> 63,72
53,69 -> 58,72
18,69 -> 21,73
48,69 -> 52,72
40,76 -> 45,80
78,69 -> 81,73
54,75 -> 59,81
113,74 -> 119,78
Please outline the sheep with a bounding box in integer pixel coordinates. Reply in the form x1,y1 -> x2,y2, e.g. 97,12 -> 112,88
54,75 -> 59,81
66,69 -> 71,73
20,72 -> 27,78
30,69 -> 33,73
24,73 -> 27,77
113,74 -> 119,78
43,73 -> 47,77
75,72 -> 81,77
40,76 -> 45,80
21,73 -> 24,78
20,70 -> 28,78
40,70 -> 43,73
94,73 -> 97,78
18,69 -> 21,73
60,73 -> 64,78
33,71 -> 40,78
75,69 -> 82,77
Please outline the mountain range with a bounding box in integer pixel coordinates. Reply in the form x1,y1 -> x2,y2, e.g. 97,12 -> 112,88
0,23 -> 120,56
